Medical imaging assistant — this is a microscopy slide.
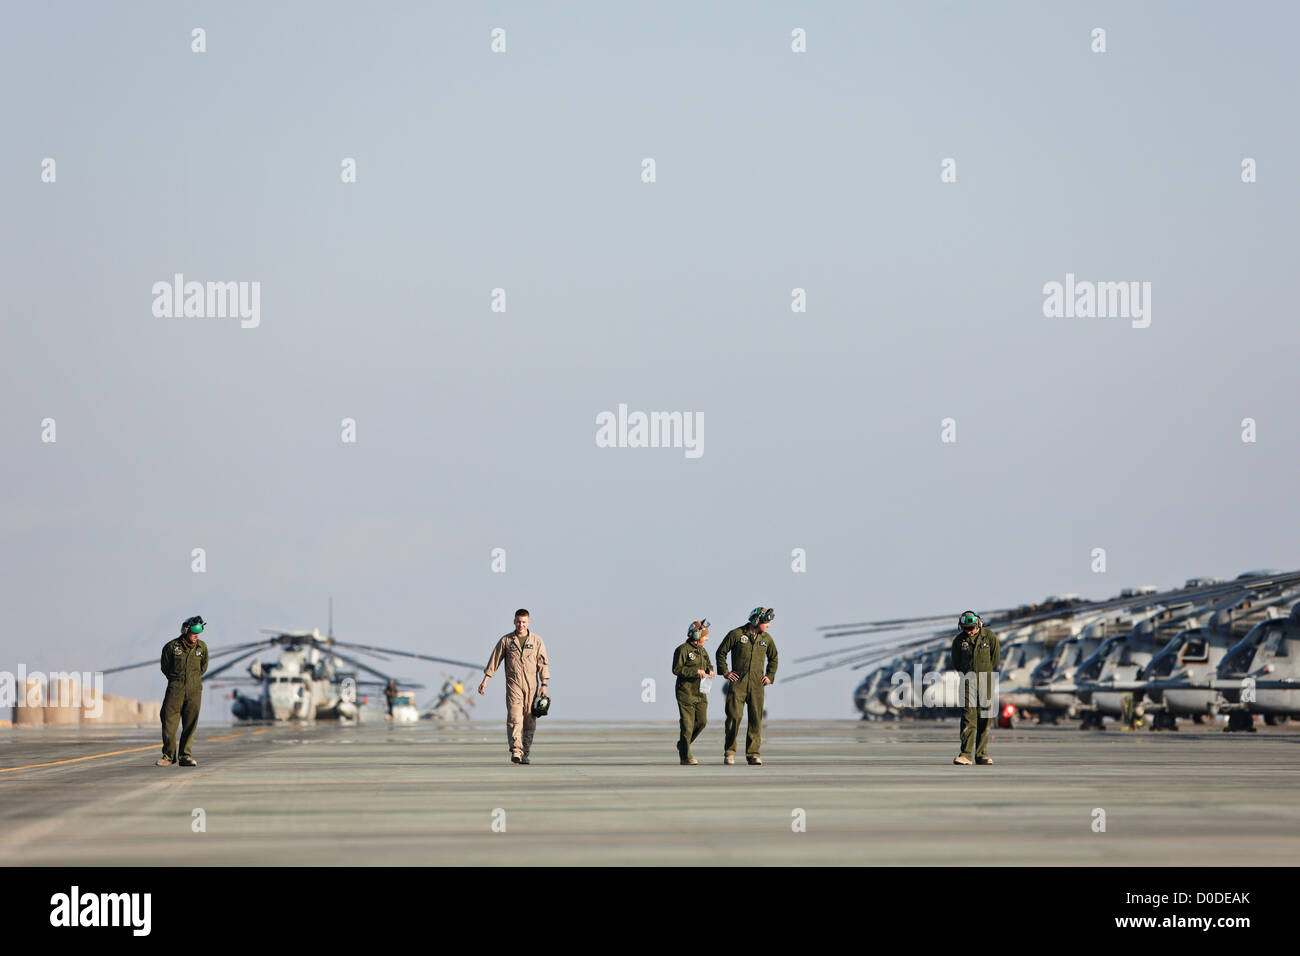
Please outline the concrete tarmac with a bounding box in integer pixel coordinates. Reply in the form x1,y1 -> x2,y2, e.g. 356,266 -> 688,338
2,720 -> 1297,865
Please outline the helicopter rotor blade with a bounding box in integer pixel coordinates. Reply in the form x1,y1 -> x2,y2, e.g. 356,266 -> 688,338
203,645 -> 275,682
325,639 -> 482,672
100,640 -> 271,676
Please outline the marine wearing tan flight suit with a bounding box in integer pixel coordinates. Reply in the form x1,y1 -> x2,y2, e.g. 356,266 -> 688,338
480,610 -> 550,764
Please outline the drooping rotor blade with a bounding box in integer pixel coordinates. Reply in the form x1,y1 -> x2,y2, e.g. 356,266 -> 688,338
204,645 -> 275,682
259,628 -> 321,639
817,612 -> 982,633
794,626 -> 954,663
784,643 -> 939,683
805,570 -> 1300,678
100,640 -> 269,676
326,648 -> 410,684
326,639 -> 483,672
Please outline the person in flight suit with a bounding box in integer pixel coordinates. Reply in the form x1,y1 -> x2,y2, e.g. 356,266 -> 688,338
672,619 -> 715,765
157,615 -> 209,767
479,608 -> 550,765
716,607 -> 778,765
950,610 -> 1000,765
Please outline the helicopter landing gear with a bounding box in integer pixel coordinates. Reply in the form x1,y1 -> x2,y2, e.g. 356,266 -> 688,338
1225,711 -> 1256,733
1151,710 -> 1178,731
1078,712 -> 1105,730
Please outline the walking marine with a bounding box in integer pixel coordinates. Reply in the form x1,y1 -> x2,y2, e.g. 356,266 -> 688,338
157,615 -> 208,767
479,609 -> 551,764
672,619 -> 715,764
951,610 -> 1000,765
716,607 -> 778,765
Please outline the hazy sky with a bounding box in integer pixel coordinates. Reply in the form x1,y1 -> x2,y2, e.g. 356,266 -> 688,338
3,2 -> 1297,721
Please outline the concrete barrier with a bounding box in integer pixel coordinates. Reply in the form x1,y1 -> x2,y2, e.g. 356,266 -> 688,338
43,676 -> 82,725
11,683 -> 161,725
13,678 -> 45,726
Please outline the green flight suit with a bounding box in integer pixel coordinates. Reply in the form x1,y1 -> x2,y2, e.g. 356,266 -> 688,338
672,640 -> 713,760
950,626 -> 1000,759
160,636 -> 208,760
716,625 -> 778,758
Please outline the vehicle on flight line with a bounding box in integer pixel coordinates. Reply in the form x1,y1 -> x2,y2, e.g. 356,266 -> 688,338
388,692 -> 421,723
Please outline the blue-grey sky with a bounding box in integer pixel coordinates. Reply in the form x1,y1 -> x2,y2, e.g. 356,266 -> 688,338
2,2 -> 1297,721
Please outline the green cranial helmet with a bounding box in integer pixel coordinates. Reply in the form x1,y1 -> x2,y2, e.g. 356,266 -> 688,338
959,611 -> 980,630
748,607 -> 775,627
183,615 -> 206,635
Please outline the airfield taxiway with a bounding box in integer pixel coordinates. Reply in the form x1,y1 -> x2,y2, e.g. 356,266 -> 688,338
1,720 -> 1297,865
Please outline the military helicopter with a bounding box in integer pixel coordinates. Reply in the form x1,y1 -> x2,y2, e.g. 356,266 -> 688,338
1070,605 -> 1205,728
989,615 -> 1088,721
1141,587 -> 1298,729
419,672 -> 478,721
103,617 -> 482,723
1214,602 -> 1300,731
785,569 -> 1300,722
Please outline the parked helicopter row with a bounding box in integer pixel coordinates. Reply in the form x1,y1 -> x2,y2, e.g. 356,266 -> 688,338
794,569 -> 1300,732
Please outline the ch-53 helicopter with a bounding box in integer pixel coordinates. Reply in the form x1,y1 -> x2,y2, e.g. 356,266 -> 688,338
1213,602 -> 1300,730
785,569 -> 1300,725
1039,578 -> 1300,729
103,619 -> 482,723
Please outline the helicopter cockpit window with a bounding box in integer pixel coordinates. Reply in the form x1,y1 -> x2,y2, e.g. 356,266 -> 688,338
1180,637 -> 1208,662
1263,628 -> 1289,657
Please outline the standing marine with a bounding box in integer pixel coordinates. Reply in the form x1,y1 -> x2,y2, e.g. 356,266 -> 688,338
672,619 -> 715,765
157,615 -> 209,767
950,610 -> 1000,765
716,607 -> 778,765
478,608 -> 551,765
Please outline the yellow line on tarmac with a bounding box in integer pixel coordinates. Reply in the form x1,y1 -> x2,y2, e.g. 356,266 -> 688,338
0,744 -> 158,774
206,732 -> 245,741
